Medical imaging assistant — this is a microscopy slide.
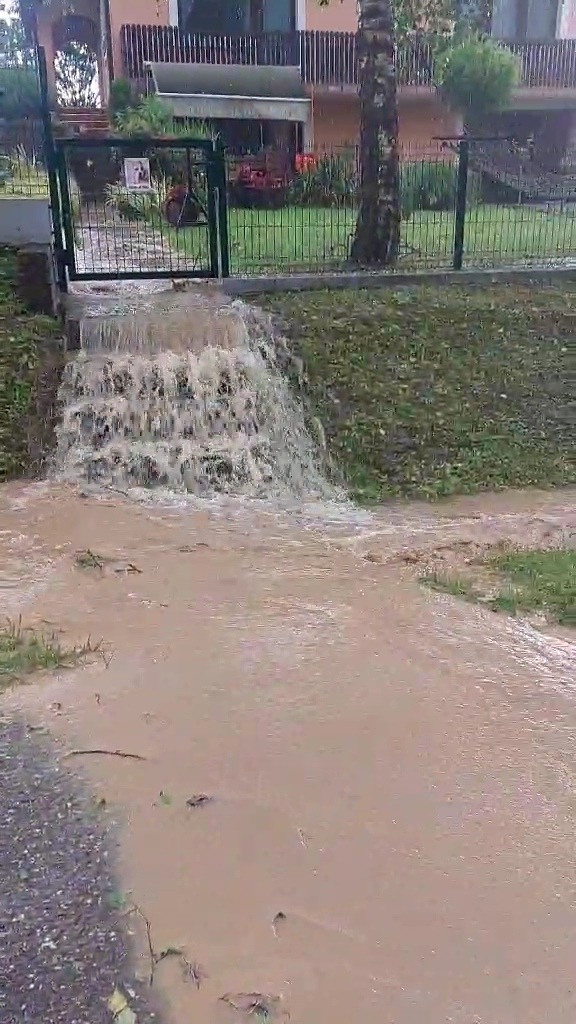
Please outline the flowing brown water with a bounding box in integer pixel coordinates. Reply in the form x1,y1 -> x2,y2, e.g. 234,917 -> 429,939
55,289 -> 332,500
2,285 -> 576,1024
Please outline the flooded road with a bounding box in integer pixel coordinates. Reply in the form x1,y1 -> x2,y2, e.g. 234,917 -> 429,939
1,481 -> 576,1024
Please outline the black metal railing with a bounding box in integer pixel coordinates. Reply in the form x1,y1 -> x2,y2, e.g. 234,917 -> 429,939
120,25 -> 434,89
120,25 -> 576,91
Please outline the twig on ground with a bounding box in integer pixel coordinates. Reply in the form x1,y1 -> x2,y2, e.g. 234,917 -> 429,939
130,904 -> 156,987
63,748 -> 147,761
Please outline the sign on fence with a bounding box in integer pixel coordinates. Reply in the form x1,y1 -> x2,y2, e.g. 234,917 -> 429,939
123,158 -> 152,191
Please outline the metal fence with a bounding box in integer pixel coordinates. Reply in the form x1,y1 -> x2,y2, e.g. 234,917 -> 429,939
224,141 -> 576,275
0,44 -> 49,198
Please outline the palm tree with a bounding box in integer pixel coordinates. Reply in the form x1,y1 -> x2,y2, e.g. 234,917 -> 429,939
350,0 -> 400,266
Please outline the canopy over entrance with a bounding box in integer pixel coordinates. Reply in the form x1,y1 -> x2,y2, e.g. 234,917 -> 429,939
146,63 -> 310,122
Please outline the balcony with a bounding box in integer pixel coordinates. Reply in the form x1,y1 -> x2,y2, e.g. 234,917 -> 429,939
120,25 -> 576,94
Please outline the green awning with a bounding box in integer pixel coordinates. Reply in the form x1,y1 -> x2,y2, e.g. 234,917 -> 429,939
146,62 -> 310,122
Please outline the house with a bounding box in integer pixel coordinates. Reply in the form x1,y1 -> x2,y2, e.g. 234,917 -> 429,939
18,0 -> 576,167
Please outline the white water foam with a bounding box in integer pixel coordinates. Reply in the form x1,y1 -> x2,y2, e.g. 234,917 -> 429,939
55,289 -> 337,503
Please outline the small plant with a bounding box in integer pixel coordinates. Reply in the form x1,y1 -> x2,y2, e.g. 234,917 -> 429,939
400,158 -> 482,218
0,618 -> 97,686
104,181 -> 161,221
437,36 -> 519,119
290,150 -> 357,207
114,96 -> 212,141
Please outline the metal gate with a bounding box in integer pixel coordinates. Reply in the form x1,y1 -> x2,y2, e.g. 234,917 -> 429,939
53,135 -> 229,284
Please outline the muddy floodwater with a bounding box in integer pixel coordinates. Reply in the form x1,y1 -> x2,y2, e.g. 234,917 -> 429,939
1,481 -> 576,1024
2,284 -> 576,1023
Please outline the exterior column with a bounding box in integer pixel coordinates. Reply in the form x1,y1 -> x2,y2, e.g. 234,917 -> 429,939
36,11 -> 58,106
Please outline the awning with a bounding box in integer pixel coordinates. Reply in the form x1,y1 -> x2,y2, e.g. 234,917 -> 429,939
146,62 -> 310,122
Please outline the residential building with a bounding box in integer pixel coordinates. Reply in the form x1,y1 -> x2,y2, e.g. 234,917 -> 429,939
18,0 -> 576,166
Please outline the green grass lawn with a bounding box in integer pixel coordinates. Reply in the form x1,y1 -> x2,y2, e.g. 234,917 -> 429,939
260,283 -> 576,503
0,249 -> 62,480
172,204 -> 576,273
421,546 -> 576,627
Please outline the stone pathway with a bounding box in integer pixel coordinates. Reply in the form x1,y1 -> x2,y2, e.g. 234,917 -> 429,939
0,717 -> 159,1024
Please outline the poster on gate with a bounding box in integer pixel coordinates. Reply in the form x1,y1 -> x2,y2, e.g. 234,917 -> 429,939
123,157 -> 152,191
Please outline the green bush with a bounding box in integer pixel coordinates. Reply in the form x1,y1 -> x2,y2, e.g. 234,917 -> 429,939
104,182 -> 161,221
113,97 -> 214,185
400,159 -> 482,219
437,37 -> 519,118
290,151 -> 357,207
108,77 -> 135,123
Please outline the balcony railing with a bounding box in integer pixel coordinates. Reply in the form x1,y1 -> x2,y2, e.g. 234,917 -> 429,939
120,25 -> 432,89
120,25 -> 576,92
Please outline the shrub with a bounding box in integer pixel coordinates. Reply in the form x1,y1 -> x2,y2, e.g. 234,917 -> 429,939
437,37 -> 519,118
400,159 -> 482,219
114,96 -> 213,141
113,97 -> 214,186
289,150 -> 357,207
108,77 -> 135,123
104,182 -> 161,221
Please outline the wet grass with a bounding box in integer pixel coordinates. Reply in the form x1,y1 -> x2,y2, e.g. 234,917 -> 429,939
172,205 -> 576,273
0,249 -> 63,481
488,546 -> 576,626
422,546 -> 576,627
261,283 -> 576,503
0,619 -> 98,688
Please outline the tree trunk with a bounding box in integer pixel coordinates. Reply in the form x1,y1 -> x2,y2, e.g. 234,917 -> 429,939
350,0 -> 400,266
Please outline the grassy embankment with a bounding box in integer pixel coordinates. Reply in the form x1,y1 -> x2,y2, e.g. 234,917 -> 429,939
262,283 -> 575,503
262,283 -> 575,625
0,248 -> 73,680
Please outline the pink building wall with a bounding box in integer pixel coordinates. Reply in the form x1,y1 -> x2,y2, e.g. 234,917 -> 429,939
558,0 -> 576,37
305,0 -> 357,33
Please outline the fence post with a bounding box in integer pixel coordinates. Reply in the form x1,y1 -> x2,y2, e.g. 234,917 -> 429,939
36,45 -> 67,292
215,140 -> 230,279
453,136 -> 469,271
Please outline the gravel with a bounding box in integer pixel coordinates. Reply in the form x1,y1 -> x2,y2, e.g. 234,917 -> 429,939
0,716 -> 159,1024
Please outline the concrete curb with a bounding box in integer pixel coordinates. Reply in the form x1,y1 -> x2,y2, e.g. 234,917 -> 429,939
221,264 -> 576,296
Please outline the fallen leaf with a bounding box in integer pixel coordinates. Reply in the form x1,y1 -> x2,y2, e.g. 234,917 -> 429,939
107,987 -> 137,1023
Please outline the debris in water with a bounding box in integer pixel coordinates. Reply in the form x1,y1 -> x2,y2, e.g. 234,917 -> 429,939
297,827 -> 308,848
220,991 -> 287,1019
74,549 -> 141,574
155,947 -> 205,988
75,548 -> 105,570
186,793 -> 213,809
272,911 -> 286,938
63,748 -> 147,761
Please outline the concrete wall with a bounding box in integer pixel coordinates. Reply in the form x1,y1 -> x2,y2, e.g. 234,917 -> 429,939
0,199 -> 56,315
558,0 -> 576,36
492,0 -> 567,39
109,0 -> 170,83
311,94 -> 462,156
305,0 -> 356,32
0,199 -> 52,247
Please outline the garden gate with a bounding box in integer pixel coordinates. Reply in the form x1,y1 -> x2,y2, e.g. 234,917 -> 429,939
52,135 -> 229,286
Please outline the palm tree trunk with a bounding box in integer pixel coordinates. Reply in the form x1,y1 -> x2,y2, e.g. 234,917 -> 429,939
350,0 -> 400,266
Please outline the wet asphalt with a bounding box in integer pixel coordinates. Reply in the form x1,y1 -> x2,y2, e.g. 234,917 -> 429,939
0,716 -> 159,1024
